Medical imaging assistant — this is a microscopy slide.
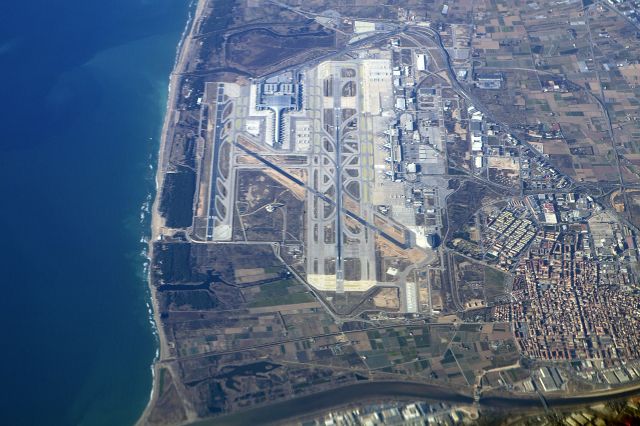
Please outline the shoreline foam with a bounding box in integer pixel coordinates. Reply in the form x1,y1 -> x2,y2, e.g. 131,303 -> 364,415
137,0 -> 207,424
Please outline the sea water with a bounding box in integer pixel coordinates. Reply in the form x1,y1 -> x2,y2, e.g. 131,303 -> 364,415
0,1 -> 189,424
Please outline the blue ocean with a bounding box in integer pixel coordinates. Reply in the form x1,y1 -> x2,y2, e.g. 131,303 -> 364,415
0,1 -> 189,424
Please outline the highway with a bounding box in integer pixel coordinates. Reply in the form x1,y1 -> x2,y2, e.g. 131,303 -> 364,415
405,23 -> 638,209
261,0 -> 626,214
403,26 -> 581,192
190,378 -> 640,426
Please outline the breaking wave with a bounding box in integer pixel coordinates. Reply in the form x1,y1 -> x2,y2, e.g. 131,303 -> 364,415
139,0 -> 199,412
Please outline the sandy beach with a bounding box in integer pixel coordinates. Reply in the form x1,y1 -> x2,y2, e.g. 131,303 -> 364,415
137,0 -> 209,423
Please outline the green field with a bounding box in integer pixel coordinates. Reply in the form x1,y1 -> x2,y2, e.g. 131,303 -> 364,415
484,266 -> 507,303
247,279 -> 316,307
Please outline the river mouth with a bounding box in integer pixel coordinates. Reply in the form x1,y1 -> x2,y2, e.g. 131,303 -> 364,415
187,380 -> 640,426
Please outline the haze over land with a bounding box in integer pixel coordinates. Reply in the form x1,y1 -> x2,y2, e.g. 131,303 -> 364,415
143,0 -> 640,425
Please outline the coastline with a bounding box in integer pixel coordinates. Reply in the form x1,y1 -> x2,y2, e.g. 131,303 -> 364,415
133,2 -> 640,424
138,0 -> 208,424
